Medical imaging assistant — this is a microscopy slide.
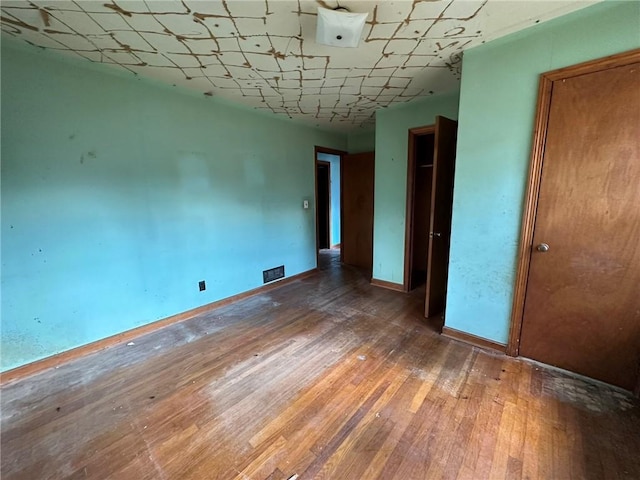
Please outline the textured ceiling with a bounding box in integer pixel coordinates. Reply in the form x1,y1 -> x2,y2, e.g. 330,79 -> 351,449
1,0 -> 597,131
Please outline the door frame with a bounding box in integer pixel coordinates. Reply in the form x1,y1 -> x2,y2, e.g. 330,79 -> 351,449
403,125 -> 435,292
314,146 -> 347,264
506,49 -> 640,362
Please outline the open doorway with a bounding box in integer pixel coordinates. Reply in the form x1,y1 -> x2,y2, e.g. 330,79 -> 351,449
405,127 -> 435,291
314,147 -> 345,262
403,117 -> 458,318
316,161 -> 331,249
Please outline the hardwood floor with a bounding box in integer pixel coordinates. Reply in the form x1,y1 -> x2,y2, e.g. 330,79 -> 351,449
2,250 -> 639,479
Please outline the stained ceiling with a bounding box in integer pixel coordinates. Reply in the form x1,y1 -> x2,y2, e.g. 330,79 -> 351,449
1,0 -> 597,131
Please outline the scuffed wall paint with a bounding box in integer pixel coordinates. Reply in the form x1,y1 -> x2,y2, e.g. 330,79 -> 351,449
0,39 -> 346,370
445,1 -> 640,343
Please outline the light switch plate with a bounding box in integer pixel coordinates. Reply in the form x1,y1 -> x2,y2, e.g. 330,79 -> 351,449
303,200 -> 309,209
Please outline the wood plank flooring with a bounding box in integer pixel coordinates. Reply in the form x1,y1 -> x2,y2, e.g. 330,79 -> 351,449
2,250 -> 639,479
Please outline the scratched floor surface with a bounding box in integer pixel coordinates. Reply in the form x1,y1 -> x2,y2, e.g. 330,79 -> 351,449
2,250 -> 639,479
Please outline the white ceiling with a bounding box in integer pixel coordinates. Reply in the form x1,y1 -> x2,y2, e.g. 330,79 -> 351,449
1,0 -> 598,131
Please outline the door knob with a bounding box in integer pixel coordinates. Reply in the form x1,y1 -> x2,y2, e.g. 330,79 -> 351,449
429,232 -> 441,238
536,243 -> 550,252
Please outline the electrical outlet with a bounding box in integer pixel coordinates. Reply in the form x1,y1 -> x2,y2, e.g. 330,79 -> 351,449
199,280 -> 206,291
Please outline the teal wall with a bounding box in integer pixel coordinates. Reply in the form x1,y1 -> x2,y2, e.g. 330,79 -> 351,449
372,92 -> 460,285
347,130 -> 375,154
316,152 -> 341,246
445,1 -> 640,343
1,40 -> 346,370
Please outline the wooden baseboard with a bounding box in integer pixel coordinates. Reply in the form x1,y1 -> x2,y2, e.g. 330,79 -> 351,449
330,243 -> 341,249
370,278 -> 405,292
441,326 -> 506,354
1,268 -> 318,385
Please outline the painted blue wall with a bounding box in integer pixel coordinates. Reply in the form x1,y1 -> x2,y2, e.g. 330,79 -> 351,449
1,40 -> 346,371
445,1 -> 640,343
347,130 -> 375,154
316,152 -> 341,247
372,92 -> 460,285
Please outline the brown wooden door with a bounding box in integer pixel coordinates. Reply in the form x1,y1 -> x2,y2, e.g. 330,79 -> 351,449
519,61 -> 640,391
341,152 -> 374,271
425,116 -> 458,317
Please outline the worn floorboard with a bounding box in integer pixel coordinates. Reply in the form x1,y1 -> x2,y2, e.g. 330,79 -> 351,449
2,250 -> 639,479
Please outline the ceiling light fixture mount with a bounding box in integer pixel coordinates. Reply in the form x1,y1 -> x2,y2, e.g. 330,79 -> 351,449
316,6 -> 368,48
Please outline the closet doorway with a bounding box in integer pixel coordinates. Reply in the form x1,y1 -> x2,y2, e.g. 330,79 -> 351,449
403,116 -> 458,318
405,127 -> 435,291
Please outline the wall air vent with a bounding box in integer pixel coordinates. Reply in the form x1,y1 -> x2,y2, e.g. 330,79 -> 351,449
263,265 -> 285,284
